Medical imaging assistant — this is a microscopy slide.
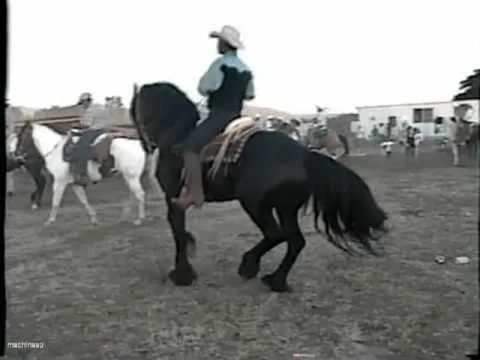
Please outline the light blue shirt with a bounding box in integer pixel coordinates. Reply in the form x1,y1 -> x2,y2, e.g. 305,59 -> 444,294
197,51 -> 255,100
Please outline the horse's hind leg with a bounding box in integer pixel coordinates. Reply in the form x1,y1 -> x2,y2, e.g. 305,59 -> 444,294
238,200 -> 285,280
71,185 -> 98,225
261,204 -> 306,292
124,175 -> 145,225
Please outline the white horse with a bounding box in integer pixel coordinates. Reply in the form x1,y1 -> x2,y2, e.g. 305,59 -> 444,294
15,122 -> 161,226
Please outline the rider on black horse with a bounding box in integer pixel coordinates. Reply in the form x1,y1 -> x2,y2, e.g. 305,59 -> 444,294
171,25 -> 256,210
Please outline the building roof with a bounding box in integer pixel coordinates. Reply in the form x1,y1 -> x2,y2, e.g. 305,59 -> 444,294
9,104 -> 133,126
10,103 -> 298,127
34,104 -> 85,121
356,100 -> 453,109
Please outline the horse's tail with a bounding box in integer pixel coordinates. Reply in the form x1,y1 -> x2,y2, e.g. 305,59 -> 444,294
337,134 -> 350,158
304,150 -> 388,255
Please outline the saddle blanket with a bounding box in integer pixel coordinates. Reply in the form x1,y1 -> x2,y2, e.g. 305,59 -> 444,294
199,117 -> 263,178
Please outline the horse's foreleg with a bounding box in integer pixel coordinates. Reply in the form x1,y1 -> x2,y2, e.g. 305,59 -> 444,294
124,176 -> 145,226
71,185 -> 98,225
451,143 -> 460,166
30,165 -> 47,210
166,198 -> 197,286
45,179 -> 67,225
121,193 -> 134,222
6,171 -> 14,196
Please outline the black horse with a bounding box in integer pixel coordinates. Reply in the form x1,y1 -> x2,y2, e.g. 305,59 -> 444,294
130,82 -> 388,292
7,139 -> 48,209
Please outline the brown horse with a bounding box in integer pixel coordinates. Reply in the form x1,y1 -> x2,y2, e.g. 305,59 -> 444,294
303,125 -> 350,160
300,125 -> 351,216
465,123 -> 479,159
267,117 -> 301,141
445,104 -> 479,166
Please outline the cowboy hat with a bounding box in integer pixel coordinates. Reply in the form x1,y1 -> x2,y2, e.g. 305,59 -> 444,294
209,25 -> 244,49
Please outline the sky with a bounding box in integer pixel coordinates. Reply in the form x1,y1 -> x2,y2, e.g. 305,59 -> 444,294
7,0 -> 480,114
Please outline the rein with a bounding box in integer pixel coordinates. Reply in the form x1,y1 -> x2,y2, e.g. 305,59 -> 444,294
31,128 -> 64,159
42,140 -> 63,159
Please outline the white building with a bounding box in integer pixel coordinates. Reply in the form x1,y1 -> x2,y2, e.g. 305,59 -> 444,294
352,99 -> 480,139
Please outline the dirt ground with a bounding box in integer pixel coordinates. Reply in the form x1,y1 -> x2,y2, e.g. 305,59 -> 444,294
4,147 -> 479,360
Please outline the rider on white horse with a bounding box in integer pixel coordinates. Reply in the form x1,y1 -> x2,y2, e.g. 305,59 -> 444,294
64,93 -> 120,184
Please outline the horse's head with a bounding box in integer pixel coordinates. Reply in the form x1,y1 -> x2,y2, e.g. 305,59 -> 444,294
290,118 -> 301,127
14,120 -> 35,163
6,133 -> 18,154
312,123 -> 328,136
130,82 -> 199,152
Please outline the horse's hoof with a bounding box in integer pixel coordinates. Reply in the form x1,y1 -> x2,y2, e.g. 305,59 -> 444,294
238,253 -> 260,280
90,218 -> 99,226
44,220 -> 54,227
133,219 -> 144,226
261,274 -> 292,293
168,265 -> 198,286
31,204 -> 39,211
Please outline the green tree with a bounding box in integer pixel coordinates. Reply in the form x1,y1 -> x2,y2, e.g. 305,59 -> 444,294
453,69 -> 480,100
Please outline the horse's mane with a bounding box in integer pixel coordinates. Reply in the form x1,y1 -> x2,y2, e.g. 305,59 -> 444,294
17,120 -> 32,139
132,82 -> 200,148
138,82 -> 199,128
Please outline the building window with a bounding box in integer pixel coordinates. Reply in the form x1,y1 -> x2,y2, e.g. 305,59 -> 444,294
387,116 -> 397,127
370,116 -> 376,121
413,108 -> 434,123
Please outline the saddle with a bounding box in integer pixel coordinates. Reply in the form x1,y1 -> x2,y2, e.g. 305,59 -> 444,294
63,127 -> 140,185
312,126 -> 328,137
199,117 -> 263,179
